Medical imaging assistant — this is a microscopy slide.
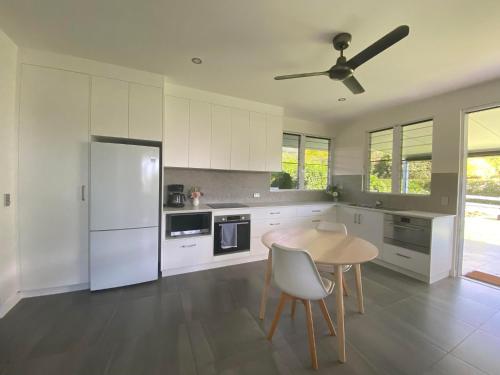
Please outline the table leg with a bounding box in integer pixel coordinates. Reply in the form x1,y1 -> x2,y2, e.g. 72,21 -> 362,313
335,265 -> 346,363
354,264 -> 364,314
259,249 -> 272,320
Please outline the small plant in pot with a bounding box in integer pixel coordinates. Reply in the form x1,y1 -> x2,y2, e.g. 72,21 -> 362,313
188,186 -> 204,207
326,184 -> 341,202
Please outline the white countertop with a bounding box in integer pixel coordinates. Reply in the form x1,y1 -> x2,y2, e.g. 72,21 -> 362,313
334,203 -> 455,219
163,200 -> 454,219
163,200 -> 335,214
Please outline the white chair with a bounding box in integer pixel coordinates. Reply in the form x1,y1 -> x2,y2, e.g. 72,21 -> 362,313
267,243 -> 336,370
316,221 -> 364,312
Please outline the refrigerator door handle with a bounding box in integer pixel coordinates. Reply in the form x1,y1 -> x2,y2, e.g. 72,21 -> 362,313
81,185 -> 86,201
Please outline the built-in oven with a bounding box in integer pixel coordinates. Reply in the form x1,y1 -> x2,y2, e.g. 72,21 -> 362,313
383,214 -> 431,254
166,212 -> 211,238
213,214 -> 251,255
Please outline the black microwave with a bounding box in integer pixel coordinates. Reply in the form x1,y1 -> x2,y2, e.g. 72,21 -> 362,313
166,212 -> 211,238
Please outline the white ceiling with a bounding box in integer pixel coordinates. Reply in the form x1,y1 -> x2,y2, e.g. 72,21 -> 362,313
2,0 -> 500,124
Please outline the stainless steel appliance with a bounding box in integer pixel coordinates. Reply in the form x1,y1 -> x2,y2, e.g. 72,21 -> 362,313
166,184 -> 186,208
166,212 -> 211,237
383,214 -> 431,254
207,203 -> 249,209
214,214 -> 251,255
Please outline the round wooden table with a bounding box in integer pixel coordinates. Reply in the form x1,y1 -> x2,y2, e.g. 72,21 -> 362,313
259,227 -> 379,363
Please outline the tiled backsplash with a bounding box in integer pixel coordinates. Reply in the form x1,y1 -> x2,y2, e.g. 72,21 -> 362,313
332,173 -> 458,214
164,168 -> 331,203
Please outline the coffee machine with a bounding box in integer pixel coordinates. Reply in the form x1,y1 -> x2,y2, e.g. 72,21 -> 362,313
166,184 -> 186,208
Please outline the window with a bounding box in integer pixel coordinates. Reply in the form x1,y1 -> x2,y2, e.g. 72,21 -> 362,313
271,133 -> 331,190
400,120 -> 433,194
368,128 -> 394,193
367,119 -> 433,194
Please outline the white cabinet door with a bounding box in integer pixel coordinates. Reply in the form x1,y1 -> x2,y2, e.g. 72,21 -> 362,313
266,114 -> 283,172
18,65 -> 90,290
164,95 -> 189,167
210,105 -> 231,169
337,206 -> 360,236
129,83 -> 163,141
188,100 -> 211,168
91,76 -> 128,138
164,236 -> 213,270
230,108 -> 250,170
357,210 -> 384,252
249,112 -> 267,171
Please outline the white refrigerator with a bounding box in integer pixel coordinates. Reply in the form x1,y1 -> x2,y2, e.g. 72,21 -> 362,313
89,141 -> 160,291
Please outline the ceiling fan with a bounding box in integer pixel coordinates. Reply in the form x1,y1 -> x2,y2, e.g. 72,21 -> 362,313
274,25 -> 410,94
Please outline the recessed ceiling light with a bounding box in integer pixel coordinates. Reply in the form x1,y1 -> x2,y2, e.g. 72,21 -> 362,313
191,57 -> 202,64
338,97 -> 346,102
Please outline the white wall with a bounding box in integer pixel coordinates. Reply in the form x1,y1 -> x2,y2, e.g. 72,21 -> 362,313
283,116 -> 335,138
0,29 -> 19,317
334,76 -> 500,176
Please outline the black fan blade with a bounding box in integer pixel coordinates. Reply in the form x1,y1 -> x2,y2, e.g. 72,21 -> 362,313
343,75 -> 365,94
347,25 -> 409,70
274,71 -> 328,80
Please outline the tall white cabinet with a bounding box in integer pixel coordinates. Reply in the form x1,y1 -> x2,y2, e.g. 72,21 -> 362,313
18,65 -> 90,290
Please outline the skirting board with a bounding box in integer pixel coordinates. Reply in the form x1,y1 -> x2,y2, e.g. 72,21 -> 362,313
0,283 -> 89,319
371,259 -> 451,284
0,292 -> 22,319
162,252 -> 268,277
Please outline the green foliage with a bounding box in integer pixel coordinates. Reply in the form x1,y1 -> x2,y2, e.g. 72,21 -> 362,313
466,156 -> 500,198
369,175 -> 391,193
270,172 -> 294,189
372,155 -> 392,179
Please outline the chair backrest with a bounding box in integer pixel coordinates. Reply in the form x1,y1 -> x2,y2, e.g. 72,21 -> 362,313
271,243 -> 330,300
317,221 -> 347,235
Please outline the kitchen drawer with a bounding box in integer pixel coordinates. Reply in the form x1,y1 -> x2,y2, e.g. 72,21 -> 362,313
251,206 -> 297,220
296,204 -> 335,217
164,236 -> 212,269
382,243 -> 429,276
251,217 -> 296,237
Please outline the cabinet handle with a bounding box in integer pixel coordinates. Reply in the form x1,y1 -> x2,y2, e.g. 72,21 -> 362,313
181,244 -> 196,248
270,223 -> 281,226
269,212 -> 280,215
81,185 -> 86,201
311,219 -> 320,223
396,252 -> 411,259
312,210 -> 321,213
358,213 -> 362,225
354,213 -> 358,224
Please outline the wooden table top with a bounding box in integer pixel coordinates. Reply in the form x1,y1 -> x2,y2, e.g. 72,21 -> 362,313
261,227 -> 379,266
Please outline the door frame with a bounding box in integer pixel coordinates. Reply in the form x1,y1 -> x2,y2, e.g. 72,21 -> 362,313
456,102 -> 500,276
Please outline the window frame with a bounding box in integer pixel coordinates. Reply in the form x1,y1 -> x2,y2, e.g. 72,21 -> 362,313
364,118 -> 433,195
271,132 -> 333,191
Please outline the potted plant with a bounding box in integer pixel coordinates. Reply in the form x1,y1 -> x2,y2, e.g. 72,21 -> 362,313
188,186 -> 204,207
326,184 -> 341,202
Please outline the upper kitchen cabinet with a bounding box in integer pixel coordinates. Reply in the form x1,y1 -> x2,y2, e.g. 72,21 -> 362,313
19,64 -> 90,291
266,114 -> 283,171
249,112 -> 267,171
164,95 -> 190,167
230,108 -> 250,170
188,100 -> 211,168
210,105 -> 231,169
91,76 -> 129,138
129,83 -> 163,141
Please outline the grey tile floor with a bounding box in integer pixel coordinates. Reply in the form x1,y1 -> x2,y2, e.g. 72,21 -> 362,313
1,261 -> 500,375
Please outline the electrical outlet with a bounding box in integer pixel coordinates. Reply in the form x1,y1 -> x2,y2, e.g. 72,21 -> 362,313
253,192 -> 261,198
4,193 -> 11,207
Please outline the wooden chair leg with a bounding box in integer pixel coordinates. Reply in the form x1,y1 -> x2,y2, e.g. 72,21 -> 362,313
318,299 -> 336,336
291,299 -> 297,318
267,292 -> 287,340
354,264 -> 365,314
342,277 -> 350,296
304,300 -> 319,370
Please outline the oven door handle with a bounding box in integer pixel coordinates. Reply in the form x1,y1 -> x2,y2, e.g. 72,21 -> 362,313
392,224 -> 424,231
223,221 -> 250,225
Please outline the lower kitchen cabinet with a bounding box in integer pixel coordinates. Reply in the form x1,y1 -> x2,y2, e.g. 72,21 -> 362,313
337,206 -> 383,257
163,236 -> 213,270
